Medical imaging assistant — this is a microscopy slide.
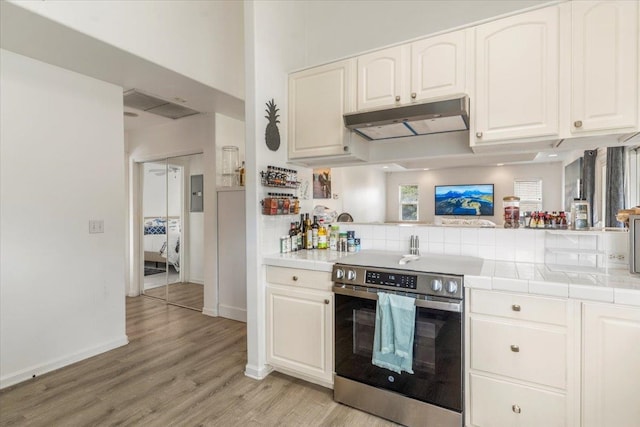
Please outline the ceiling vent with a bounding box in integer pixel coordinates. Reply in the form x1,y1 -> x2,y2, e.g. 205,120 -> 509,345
123,89 -> 199,119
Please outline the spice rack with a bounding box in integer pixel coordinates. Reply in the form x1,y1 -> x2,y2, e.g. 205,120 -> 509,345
260,166 -> 300,215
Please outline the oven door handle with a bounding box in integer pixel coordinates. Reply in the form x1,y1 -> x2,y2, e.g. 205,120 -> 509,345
332,285 -> 463,313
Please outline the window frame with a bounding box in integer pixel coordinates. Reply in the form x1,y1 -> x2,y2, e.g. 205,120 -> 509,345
399,184 -> 419,221
513,178 -> 543,213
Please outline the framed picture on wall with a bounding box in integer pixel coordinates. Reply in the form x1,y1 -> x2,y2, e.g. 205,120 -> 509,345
313,168 -> 331,199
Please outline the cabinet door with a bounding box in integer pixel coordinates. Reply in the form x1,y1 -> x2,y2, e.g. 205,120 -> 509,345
571,1 -> 638,134
266,285 -> 333,384
582,302 -> 640,427
411,30 -> 467,101
357,45 -> 409,110
473,6 -> 559,144
288,59 -> 356,159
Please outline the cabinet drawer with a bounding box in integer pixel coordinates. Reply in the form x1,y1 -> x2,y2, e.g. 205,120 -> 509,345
470,318 -> 566,389
266,266 -> 332,290
470,289 -> 567,326
469,373 -> 566,427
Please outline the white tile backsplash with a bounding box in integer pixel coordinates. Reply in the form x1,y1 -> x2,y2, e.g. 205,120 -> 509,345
444,243 -> 461,255
444,227 -> 461,244
461,228 -> 479,246
428,227 -> 444,243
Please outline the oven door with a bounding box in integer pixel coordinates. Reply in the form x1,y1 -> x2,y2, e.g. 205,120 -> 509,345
334,286 -> 463,413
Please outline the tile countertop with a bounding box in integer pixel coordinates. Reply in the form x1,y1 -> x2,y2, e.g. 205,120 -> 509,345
263,250 -> 640,307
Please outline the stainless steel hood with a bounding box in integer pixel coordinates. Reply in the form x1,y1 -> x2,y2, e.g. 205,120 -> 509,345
344,96 -> 469,141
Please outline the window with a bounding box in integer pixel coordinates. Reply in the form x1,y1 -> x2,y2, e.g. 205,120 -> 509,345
514,179 -> 542,213
399,185 -> 419,221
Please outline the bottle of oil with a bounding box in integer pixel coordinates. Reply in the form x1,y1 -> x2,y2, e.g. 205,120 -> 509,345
317,219 -> 327,249
305,214 -> 313,250
296,221 -> 303,250
311,216 -> 320,249
289,222 -> 298,252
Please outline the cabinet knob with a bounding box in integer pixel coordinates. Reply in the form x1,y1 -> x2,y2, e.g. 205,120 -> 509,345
292,276 -> 298,281
512,304 -> 521,312
510,344 -> 520,353
395,95 -> 401,102
411,92 -> 417,99
512,404 -> 521,414
476,132 -> 483,138
324,299 -> 330,305
574,120 -> 583,128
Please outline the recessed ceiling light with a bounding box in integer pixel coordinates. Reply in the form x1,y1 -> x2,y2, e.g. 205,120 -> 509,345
124,111 -> 138,117
423,168 -> 430,171
382,165 -> 389,169
548,154 -> 558,157
173,97 -> 187,103
496,163 -> 504,166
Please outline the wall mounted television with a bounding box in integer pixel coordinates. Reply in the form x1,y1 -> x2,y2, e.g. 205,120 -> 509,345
434,184 -> 494,216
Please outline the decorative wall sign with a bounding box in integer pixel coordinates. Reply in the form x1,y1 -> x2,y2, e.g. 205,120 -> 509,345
313,168 -> 332,199
265,99 -> 281,151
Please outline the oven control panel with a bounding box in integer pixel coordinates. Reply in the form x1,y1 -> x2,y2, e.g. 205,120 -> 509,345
365,271 -> 417,289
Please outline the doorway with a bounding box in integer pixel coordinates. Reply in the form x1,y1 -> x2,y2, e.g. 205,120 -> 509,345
141,153 -> 204,311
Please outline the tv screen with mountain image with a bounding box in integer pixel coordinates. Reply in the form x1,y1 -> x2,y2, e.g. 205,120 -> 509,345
435,184 -> 494,216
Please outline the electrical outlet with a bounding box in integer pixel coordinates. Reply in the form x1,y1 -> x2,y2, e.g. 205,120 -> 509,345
608,253 -> 626,261
89,220 -> 104,234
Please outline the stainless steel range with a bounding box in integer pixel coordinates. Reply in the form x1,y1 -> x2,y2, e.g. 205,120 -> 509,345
332,252 -> 472,427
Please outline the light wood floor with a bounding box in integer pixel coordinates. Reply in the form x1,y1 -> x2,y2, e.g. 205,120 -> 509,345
0,296 -> 397,426
144,282 -> 204,309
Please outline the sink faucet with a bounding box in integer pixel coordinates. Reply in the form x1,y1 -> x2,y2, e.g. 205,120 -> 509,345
409,235 -> 420,255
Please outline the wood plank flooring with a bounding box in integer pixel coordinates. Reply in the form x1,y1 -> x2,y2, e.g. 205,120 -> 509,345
144,282 -> 204,309
0,296 -> 398,426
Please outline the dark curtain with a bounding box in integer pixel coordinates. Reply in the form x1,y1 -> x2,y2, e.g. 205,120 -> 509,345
606,146 -> 625,227
582,150 -> 597,226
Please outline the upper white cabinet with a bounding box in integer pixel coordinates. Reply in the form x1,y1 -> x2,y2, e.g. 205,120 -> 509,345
288,59 -> 358,160
570,0 -> 639,136
582,302 -> 640,427
472,6 -> 560,146
356,29 -> 468,111
357,45 -> 408,111
411,30 -> 468,101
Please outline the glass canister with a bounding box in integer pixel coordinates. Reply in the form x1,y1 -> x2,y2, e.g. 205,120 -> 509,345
503,196 -> 520,228
571,199 -> 590,230
221,146 -> 239,186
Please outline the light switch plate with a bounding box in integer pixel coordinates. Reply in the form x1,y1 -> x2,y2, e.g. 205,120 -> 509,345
89,220 -> 104,234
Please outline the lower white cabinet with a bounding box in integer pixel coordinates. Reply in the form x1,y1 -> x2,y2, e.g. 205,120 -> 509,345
582,302 -> 640,427
466,289 -> 577,427
265,266 -> 333,387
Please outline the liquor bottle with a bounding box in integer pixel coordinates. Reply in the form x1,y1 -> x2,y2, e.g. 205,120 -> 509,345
317,219 -> 327,249
305,214 -> 313,250
289,222 -> 298,252
295,222 -> 303,250
311,216 -> 320,249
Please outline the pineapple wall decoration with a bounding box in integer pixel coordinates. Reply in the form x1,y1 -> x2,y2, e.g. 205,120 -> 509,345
265,99 -> 281,151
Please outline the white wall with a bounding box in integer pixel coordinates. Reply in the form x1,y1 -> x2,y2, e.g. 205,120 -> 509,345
10,0 -> 245,100
0,49 -> 127,388
127,114 -> 215,311
296,0 -> 551,68
385,162 -> 564,225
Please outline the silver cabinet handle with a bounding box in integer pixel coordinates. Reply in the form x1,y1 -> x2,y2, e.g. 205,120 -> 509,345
395,95 -> 401,102
476,132 -> 483,138
324,299 -> 330,304
411,92 -> 417,99
510,345 -> 520,352
292,276 -> 298,281
574,120 -> 583,128
512,304 -> 521,312
512,404 -> 521,414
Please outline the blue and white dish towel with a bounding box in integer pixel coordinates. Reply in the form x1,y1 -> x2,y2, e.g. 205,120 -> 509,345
372,292 -> 416,375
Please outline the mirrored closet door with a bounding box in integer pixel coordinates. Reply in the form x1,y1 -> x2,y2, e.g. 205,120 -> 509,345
141,154 -> 204,311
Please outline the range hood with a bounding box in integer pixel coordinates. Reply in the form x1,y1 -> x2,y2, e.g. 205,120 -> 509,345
344,95 -> 469,141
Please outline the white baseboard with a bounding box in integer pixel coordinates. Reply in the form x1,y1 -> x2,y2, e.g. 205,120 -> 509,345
189,278 -> 204,285
0,335 -> 129,389
244,363 -> 273,380
219,305 -> 247,323
202,307 -> 218,317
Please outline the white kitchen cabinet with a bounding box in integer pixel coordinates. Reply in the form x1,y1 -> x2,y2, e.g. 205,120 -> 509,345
472,6 -> 559,147
288,59 -> 366,162
570,1 -> 639,136
582,302 -> 640,427
466,288 -> 578,427
357,45 -> 408,111
265,266 -> 333,387
356,30 -> 468,111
